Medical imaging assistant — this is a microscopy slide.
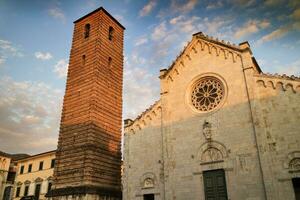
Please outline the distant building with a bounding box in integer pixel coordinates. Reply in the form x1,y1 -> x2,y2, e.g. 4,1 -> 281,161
123,32 -> 300,200
12,151 -> 55,200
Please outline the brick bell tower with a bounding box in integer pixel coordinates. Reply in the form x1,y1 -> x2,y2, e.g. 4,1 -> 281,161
46,7 -> 124,200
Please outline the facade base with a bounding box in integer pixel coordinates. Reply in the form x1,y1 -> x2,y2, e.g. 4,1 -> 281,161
46,186 -> 122,200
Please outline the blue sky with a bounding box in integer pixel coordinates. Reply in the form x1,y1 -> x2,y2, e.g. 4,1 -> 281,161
0,0 -> 299,154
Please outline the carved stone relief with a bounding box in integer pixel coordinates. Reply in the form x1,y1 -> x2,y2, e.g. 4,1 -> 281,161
201,147 -> 223,163
143,178 -> 154,188
203,121 -> 212,141
289,158 -> 300,170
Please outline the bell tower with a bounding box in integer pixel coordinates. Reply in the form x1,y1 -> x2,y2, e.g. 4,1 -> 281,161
46,7 -> 124,200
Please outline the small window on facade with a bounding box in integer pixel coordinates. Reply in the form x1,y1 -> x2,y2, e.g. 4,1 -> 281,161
84,24 -> 90,38
39,161 -> 43,171
51,159 -> 55,168
47,182 -> 52,193
24,185 -> 29,196
28,164 -> 32,173
108,57 -> 112,68
20,166 -> 24,174
108,26 -> 114,41
16,187 -> 21,197
82,55 -> 86,66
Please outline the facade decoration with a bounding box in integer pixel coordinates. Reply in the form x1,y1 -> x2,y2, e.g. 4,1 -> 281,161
191,76 -> 225,112
123,31 -> 300,200
202,121 -> 212,141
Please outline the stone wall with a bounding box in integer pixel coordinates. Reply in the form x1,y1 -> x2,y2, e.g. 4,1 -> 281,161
123,33 -> 300,200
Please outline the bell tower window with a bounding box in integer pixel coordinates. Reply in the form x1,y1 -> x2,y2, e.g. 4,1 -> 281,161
84,24 -> 90,38
108,26 -> 114,41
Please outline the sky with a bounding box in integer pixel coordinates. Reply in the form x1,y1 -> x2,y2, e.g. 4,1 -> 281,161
0,0 -> 299,154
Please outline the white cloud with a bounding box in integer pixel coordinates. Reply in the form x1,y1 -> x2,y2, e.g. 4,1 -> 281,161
206,1 -> 223,9
34,52 -> 53,60
123,56 -> 159,119
0,57 -> 4,65
257,26 -> 291,44
135,36 -> 148,46
0,76 -> 63,154
151,21 -> 168,40
139,0 -> 157,17
170,15 -> 185,24
171,0 -> 198,13
0,39 -> 23,57
48,7 -> 66,22
53,59 -> 68,78
234,19 -> 270,38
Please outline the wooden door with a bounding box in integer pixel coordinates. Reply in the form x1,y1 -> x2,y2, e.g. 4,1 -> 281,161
203,169 -> 228,200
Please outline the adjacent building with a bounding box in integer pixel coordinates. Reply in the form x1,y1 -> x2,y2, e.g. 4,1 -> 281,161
123,32 -> 300,200
0,155 -> 12,200
13,151 -> 55,200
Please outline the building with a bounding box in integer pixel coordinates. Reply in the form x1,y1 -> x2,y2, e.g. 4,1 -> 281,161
0,152 -> 30,200
1,154 -> 12,200
13,150 -> 55,200
46,7 -> 125,200
123,32 -> 300,200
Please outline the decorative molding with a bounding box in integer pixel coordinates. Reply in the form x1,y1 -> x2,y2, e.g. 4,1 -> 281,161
124,101 -> 161,134
197,140 -> 228,165
160,32 -> 242,82
140,172 -> 157,189
255,76 -> 300,93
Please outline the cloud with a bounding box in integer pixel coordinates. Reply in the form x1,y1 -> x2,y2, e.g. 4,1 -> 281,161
135,36 -> 148,46
234,19 -> 270,38
34,52 -> 53,60
170,15 -> 185,24
0,57 -> 4,65
171,0 -> 198,13
151,21 -> 168,40
256,21 -> 300,44
123,56 -> 159,119
0,39 -> 23,58
291,8 -> 300,20
48,7 -> 66,22
53,59 -> 68,78
0,76 -> 63,154
139,0 -> 157,17
206,1 -> 224,9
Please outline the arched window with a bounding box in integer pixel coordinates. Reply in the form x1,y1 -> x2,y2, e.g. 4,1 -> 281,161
84,24 -> 90,38
108,26 -> 114,41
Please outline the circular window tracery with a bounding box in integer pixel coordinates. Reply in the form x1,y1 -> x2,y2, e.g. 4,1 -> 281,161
191,76 -> 225,112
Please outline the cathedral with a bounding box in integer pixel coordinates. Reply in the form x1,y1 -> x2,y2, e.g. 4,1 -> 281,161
123,32 -> 300,200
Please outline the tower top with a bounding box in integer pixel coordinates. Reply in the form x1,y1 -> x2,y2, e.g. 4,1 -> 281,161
73,7 -> 125,30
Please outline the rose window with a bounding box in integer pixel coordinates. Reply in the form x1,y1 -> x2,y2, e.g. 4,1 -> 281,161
191,77 -> 225,112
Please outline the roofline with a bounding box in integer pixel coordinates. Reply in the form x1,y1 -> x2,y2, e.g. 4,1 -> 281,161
15,150 -> 56,162
73,7 -> 125,30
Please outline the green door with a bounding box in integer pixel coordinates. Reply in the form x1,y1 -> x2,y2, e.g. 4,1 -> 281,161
203,169 -> 228,200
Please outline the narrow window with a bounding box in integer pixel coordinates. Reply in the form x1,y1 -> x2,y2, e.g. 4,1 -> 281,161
84,24 -> 90,38
24,185 -> 29,196
82,55 -> 86,66
108,57 -> 112,68
51,159 -> 55,168
20,166 -> 24,174
39,161 -> 43,171
108,26 -> 114,41
28,164 -> 32,173
34,184 -> 41,200
15,187 -> 21,197
47,182 -> 52,193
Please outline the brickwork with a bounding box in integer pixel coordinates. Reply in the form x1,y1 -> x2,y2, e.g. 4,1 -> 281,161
48,7 -> 124,199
